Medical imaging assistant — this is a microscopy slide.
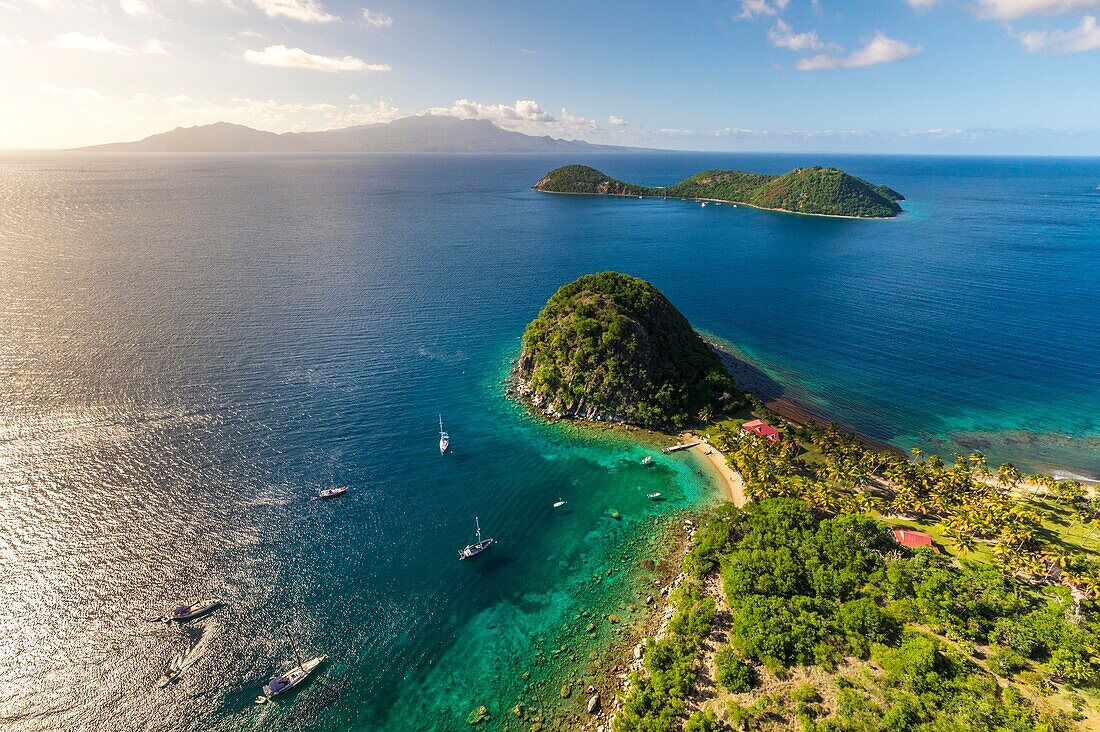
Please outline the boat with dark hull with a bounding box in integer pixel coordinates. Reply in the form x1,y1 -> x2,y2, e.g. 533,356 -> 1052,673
458,517 -> 494,560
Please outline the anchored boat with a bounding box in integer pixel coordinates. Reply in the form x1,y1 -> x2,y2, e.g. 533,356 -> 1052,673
257,629 -> 325,703
312,485 -> 347,501
458,517 -> 495,560
439,414 -> 450,455
155,598 -> 222,623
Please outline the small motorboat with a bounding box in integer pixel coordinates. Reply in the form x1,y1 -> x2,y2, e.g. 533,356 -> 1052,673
458,517 -> 495,560
259,656 -> 326,702
647,492 -> 662,500
312,485 -> 347,501
553,497 -> 566,508
641,456 -> 652,465
701,202 -> 707,208
155,598 -> 223,623
157,668 -> 181,688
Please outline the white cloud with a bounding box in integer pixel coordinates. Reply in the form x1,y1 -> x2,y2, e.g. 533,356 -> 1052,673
974,0 -> 1100,18
906,0 -> 938,7
50,32 -> 128,53
250,0 -> 336,23
797,32 -> 921,70
237,29 -> 263,37
768,19 -> 828,50
129,92 -> 156,103
608,114 -> 629,127
244,44 -> 389,72
38,83 -> 106,101
120,0 -> 152,16
361,7 -> 391,27
322,97 -> 401,127
0,36 -> 8,44
423,98 -> 600,138
738,0 -> 788,18
165,93 -> 193,104
143,38 -> 168,54
1014,14 -> 1100,51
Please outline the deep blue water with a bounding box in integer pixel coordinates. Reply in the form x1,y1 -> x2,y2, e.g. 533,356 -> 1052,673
1,152 -> 1098,731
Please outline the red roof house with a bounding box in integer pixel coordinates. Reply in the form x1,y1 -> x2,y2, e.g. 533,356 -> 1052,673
891,528 -> 939,553
741,419 -> 781,443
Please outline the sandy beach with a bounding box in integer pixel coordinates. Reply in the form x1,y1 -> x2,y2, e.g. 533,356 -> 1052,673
682,431 -> 747,506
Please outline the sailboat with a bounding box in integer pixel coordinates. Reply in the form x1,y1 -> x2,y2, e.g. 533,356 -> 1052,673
458,517 -> 495,560
257,628 -> 326,703
439,414 -> 450,455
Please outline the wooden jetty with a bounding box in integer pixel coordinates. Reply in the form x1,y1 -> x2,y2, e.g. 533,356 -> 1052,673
662,441 -> 701,454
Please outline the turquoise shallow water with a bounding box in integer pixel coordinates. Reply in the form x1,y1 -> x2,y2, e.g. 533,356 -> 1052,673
1,152 -> 1099,731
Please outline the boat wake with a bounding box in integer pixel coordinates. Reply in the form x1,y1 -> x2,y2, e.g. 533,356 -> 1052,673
158,621 -> 218,687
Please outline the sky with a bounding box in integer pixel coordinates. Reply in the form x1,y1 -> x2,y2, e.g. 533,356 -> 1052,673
2,0 -> 1100,152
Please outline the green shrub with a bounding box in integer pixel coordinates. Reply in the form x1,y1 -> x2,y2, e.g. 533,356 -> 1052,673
987,645 -> 1027,677
684,709 -> 724,732
714,647 -> 756,693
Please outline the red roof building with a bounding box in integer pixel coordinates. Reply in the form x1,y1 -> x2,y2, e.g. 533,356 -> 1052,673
741,419 -> 781,443
891,528 -> 939,553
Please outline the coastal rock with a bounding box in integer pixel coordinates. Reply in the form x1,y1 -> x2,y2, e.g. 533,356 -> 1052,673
608,614 -> 619,624
466,706 -> 490,725
587,694 -> 601,714
560,684 -> 572,699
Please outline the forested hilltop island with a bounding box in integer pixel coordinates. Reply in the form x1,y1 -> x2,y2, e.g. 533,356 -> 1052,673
512,272 -> 739,429
534,164 -> 905,218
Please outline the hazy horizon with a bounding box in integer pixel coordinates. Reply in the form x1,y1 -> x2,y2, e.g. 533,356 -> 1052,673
3,0 -> 1100,154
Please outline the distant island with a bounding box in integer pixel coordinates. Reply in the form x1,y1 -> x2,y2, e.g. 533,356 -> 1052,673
513,272 -> 739,429
75,116 -> 641,154
534,164 -> 905,218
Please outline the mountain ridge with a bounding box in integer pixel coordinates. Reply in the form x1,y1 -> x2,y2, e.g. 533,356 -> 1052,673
75,115 -> 641,153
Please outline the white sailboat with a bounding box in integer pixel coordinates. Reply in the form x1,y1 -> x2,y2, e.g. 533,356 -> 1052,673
439,414 -> 449,455
256,628 -> 325,703
458,516 -> 495,560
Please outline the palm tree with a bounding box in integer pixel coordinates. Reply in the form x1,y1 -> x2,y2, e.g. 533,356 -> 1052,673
969,451 -> 991,478
910,445 -> 924,460
997,463 -> 1023,491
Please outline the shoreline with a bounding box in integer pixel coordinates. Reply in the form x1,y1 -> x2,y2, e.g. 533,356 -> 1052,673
534,188 -> 900,221
703,337 -> 903,455
682,432 -> 747,506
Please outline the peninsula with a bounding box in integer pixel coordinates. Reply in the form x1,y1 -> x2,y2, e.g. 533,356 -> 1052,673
513,272 -> 739,429
511,274 -> 1099,732
534,164 -> 905,218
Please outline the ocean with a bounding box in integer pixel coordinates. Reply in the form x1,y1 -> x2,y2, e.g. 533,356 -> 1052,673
1,151 -> 1098,731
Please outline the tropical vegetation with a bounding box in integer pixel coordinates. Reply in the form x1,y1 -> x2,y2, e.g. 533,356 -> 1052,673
533,164 -> 904,218
514,272 -> 740,428
617,498 -> 1098,731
